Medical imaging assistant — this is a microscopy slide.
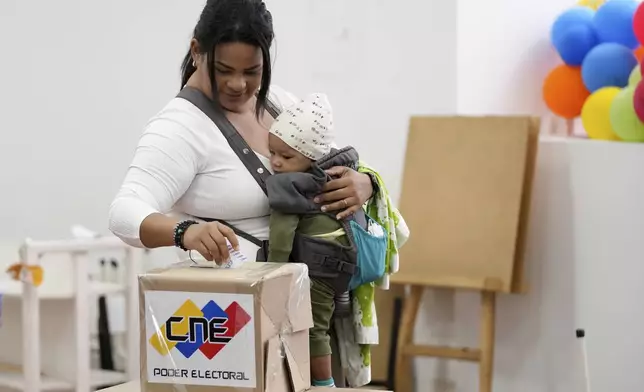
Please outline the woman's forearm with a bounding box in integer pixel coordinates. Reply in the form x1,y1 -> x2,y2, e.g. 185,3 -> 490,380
364,172 -> 378,197
139,213 -> 181,248
357,163 -> 379,199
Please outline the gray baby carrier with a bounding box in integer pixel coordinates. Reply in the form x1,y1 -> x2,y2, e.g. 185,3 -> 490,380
176,87 -> 364,294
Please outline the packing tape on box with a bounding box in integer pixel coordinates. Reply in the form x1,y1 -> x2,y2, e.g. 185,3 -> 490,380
138,261 -> 314,392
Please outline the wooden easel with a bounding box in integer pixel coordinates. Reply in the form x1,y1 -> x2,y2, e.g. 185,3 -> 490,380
394,284 -> 498,392
392,116 -> 539,392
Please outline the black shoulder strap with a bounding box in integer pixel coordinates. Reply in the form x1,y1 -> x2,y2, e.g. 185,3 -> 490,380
197,217 -> 264,247
177,87 -> 283,253
177,87 -> 280,196
265,98 -> 281,119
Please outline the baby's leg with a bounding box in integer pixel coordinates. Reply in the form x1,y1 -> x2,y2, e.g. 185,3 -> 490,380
309,279 -> 336,387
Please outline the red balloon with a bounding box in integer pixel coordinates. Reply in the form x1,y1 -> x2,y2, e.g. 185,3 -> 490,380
634,82 -> 644,122
634,2 -> 644,47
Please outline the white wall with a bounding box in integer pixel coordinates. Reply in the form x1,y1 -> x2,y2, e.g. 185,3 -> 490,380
456,0 -> 562,115
0,1 -> 205,242
269,0 -> 457,198
0,0 -> 456,245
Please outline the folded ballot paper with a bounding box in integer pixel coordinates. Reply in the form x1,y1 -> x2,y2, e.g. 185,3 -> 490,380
189,242 -> 249,269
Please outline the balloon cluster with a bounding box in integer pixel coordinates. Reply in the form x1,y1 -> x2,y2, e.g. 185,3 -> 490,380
543,0 -> 644,141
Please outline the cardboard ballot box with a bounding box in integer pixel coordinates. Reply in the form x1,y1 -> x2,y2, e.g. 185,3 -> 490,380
139,262 -> 314,392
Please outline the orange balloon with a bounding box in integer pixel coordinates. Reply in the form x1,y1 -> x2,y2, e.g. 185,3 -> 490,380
634,46 -> 644,62
543,64 -> 590,119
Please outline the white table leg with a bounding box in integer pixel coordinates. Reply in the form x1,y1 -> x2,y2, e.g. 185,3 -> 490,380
74,252 -> 90,392
22,245 -> 41,392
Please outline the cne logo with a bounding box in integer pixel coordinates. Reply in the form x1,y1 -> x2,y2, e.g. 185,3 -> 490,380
150,299 -> 251,360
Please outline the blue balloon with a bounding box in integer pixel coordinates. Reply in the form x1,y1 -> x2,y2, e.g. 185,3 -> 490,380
582,43 -> 638,92
593,0 -> 639,49
551,7 -> 599,65
553,25 -> 599,65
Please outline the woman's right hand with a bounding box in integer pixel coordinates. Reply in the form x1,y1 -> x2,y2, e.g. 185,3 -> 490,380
182,222 -> 239,264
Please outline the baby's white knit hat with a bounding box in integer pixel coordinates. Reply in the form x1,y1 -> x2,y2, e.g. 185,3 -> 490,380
269,93 -> 334,161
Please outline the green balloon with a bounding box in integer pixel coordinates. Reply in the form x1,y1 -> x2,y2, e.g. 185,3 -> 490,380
629,65 -> 642,86
609,86 -> 644,142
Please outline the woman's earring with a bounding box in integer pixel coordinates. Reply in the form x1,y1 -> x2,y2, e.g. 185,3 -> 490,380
192,59 -> 197,67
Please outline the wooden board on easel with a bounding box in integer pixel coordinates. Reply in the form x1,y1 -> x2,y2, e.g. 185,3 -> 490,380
394,116 -> 539,293
392,116 -> 540,392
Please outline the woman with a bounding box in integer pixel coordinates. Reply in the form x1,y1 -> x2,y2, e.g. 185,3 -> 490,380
108,0 -> 376,263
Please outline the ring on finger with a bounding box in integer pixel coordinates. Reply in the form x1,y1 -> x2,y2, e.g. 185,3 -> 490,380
342,199 -> 348,208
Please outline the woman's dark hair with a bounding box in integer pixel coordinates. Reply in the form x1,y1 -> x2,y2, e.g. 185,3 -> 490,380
181,0 -> 274,118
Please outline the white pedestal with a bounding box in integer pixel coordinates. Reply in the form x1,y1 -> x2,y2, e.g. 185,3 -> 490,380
414,137 -> 644,391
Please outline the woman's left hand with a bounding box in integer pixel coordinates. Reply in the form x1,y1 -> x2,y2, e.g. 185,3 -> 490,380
314,166 -> 374,220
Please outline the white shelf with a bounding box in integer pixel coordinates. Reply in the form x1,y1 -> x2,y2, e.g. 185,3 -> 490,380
0,281 -> 125,300
0,236 -> 141,392
0,369 -> 129,391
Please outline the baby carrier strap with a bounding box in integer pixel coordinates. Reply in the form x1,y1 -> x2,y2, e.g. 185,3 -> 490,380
290,227 -> 358,293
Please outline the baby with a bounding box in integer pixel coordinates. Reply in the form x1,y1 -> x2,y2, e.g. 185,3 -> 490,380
265,93 -> 359,388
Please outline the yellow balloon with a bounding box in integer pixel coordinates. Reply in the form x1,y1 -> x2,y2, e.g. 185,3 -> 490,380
629,65 -> 642,86
576,0 -> 604,10
581,87 -> 622,140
